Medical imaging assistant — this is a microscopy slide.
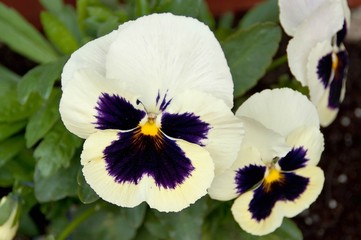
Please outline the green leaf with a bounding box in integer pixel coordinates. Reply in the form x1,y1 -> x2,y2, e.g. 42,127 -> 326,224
34,160 -> 79,202
0,121 -> 26,142
222,23 -> 281,97
77,169 -> 99,204
155,0 -> 215,28
17,56 -> 68,104
41,12 -> 79,54
25,89 -> 61,148
0,136 -> 25,167
0,64 -> 20,83
34,121 -> 82,177
4,149 -> 35,183
0,3 -> 58,63
135,0 -> 150,17
0,195 -> 16,225
150,197 -> 208,240
239,0 -> 279,29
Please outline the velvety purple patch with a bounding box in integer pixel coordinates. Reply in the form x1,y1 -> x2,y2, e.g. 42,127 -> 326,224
95,93 -> 146,130
103,129 -> 195,189
336,20 -> 347,47
161,112 -> 210,146
249,172 -> 309,221
278,147 -> 308,171
235,165 -> 266,194
317,52 -> 332,88
328,50 -> 348,109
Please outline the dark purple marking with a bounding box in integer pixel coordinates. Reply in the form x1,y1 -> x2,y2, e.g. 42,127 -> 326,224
156,91 -> 161,105
159,92 -> 172,111
336,20 -> 347,47
95,93 -> 146,130
249,172 -> 309,221
235,165 -> 266,194
328,50 -> 348,109
278,147 -> 308,171
317,52 -> 332,88
103,129 -> 195,189
161,112 -> 210,146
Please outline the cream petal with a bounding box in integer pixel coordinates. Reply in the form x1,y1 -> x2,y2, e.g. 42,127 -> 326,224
81,130 -> 214,212
61,31 -> 117,89
106,13 -> 233,108
208,146 -> 263,201
316,90 -> 342,127
231,190 -> 284,236
279,0 -> 327,36
236,88 -> 319,137
286,127 -> 324,166
287,1 -> 344,85
162,90 -> 243,175
279,166 -> 325,218
59,69 -> 142,138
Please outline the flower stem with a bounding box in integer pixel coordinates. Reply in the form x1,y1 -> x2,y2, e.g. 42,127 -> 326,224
267,55 -> 288,72
56,205 -> 99,240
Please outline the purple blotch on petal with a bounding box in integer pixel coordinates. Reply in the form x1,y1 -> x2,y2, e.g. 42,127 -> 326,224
278,147 -> 308,171
336,20 -> 347,47
104,129 -> 195,189
249,172 -> 309,221
95,93 -> 146,130
317,52 -> 332,88
161,112 -> 210,146
328,50 -> 348,109
235,164 -> 266,194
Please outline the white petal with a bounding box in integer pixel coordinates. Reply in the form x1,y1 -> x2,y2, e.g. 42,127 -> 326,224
279,166 -> 325,218
286,127 -> 324,166
231,190 -> 284,236
316,89 -> 342,127
106,13 -> 233,108
240,117 -> 290,162
208,146 -> 263,201
279,0 -> 327,36
236,88 -> 319,137
287,1 -> 344,85
306,40 -> 334,106
61,31 -> 117,89
81,130 -> 214,212
59,69 -> 141,138
164,90 -> 243,175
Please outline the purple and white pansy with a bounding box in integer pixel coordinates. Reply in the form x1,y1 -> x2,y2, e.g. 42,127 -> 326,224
279,0 -> 350,126
208,88 -> 325,235
59,13 -> 243,212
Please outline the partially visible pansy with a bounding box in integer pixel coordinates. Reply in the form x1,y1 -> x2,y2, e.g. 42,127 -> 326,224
208,88 -> 325,235
280,0 -> 350,126
60,13 -> 244,212
0,195 -> 19,240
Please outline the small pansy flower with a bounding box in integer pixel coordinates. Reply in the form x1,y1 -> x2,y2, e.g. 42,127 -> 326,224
280,0 -> 350,126
0,195 -> 19,240
59,13 -> 243,212
208,88 -> 325,235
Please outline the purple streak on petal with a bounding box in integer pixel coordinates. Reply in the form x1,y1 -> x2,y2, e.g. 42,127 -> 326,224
159,92 -> 172,111
336,20 -> 347,47
95,93 -> 146,130
317,52 -> 332,88
249,172 -> 309,221
103,129 -> 195,189
278,147 -> 308,171
235,165 -> 266,194
161,112 -> 210,146
328,50 -> 348,109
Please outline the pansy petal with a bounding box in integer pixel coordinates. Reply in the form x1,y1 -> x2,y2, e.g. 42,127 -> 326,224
240,117 -> 290,162
231,190 -> 284,236
60,69 -> 143,138
287,2 -> 344,85
61,31 -> 117,89
81,130 -> 214,212
279,0 -> 327,36
236,88 -> 319,137
106,13 -> 233,108
163,90 -> 243,174
286,127 -> 324,167
209,146 -> 263,201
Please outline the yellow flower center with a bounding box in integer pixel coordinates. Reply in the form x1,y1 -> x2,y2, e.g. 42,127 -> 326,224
332,53 -> 339,70
263,168 -> 284,192
141,120 -> 159,136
